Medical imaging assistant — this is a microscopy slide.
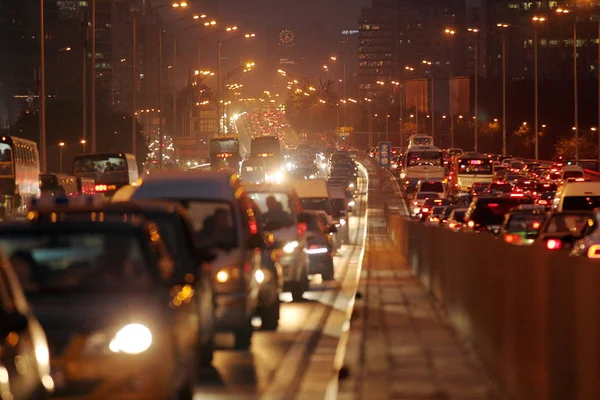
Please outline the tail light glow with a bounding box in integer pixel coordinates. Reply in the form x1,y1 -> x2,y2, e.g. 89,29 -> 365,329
467,220 -> 475,228
95,184 -> 108,192
421,208 -> 429,213
546,239 -> 562,250
587,245 -> 600,259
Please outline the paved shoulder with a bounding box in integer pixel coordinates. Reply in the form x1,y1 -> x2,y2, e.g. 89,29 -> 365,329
337,190 -> 502,400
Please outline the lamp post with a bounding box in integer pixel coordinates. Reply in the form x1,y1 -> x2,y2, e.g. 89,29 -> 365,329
80,139 -> 87,153
532,16 -> 546,161
444,28 -> 456,148
39,0 -> 47,173
59,142 -> 65,173
496,23 -> 509,156
364,98 -> 373,147
467,27 -> 479,152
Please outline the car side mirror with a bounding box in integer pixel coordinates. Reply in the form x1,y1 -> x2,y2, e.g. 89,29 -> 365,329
248,233 -> 265,249
0,310 -> 28,337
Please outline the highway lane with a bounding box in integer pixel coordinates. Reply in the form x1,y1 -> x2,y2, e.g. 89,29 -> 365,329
193,170 -> 368,399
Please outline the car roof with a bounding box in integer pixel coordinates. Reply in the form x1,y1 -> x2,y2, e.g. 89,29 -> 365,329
0,220 -> 151,235
244,182 -> 297,194
133,171 -> 241,201
30,200 -> 188,218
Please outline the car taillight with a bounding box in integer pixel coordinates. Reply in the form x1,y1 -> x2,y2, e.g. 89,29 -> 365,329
537,199 -> 548,205
448,222 -> 456,229
546,239 -> 562,250
587,245 -> 600,259
421,208 -> 429,213
413,201 -> 419,206
297,223 -> 307,236
95,184 -> 108,192
504,234 -> 522,245
467,220 -> 475,228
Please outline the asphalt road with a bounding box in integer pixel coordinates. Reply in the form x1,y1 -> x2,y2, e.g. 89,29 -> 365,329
193,169 -> 368,400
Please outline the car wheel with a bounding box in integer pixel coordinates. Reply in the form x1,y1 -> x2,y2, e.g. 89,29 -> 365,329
234,320 -> 253,350
260,300 -> 280,331
291,271 -> 309,301
322,258 -> 335,281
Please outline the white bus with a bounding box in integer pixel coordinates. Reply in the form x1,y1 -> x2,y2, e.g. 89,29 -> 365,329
0,136 -> 40,213
401,145 -> 444,190
407,134 -> 434,148
455,152 -> 494,190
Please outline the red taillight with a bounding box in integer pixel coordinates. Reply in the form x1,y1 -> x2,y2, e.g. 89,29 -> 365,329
467,220 -> 475,228
297,223 -> 307,235
413,201 -> 419,206
95,184 -> 108,192
421,208 -> 429,213
546,239 -> 562,250
587,244 -> 600,259
537,199 -> 548,205
448,222 -> 456,229
510,193 -> 524,197
532,222 -> 541,229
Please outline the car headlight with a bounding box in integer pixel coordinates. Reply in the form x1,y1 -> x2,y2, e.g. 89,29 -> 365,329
309,174 -> 316,179
255,269 -> 265,283
348,200 -> 355,207
400,172 -> 407,179
283,240 -> 299,254
349,183 -> 355,188
109,324 -> 153,355
339,218 -> 347,226
273,171 -> 284,183
215,267 -> 241,283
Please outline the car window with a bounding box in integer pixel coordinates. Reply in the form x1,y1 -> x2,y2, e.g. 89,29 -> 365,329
174,200 -> 238,249
544,214 -> 590,235
0,232 -> 151,293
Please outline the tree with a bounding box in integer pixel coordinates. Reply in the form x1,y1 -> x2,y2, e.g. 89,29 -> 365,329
284,78 -> 339,137
555,136 -> 598,160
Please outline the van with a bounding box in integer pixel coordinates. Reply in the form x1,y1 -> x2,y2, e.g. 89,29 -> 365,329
553,181 -> 600,212
116,171 -> 262,349
291,179 -> 334,225
560,165 -> 585,182
415,180 -> 446,199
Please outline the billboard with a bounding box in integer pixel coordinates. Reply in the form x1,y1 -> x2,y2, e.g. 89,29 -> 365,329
449,76 -> 470,116
404,79 -> 429,113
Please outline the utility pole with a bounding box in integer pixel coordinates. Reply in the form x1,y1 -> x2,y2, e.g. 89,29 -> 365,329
91,0 -> 97,152
40,0 -> 47,173
534,28 -> 539,160
502,31 -> 507,157
131,10 -> 137,155
81,6 -> 87,149
158,19 -> 164,168
573,22 -> 579,164
474,32 -> 479,153
431,77 -> 435,142
172,36 -> 177,137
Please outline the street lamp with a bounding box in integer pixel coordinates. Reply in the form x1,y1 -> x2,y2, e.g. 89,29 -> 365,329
364,98 -> 373,147
467,27 -> 480,152
496,23 -> 509,156
59,142 -> 65,173
444,28 -> 456,147
80,139 -> 87,153
556,7 -> 579,163
532,16 -> 546,161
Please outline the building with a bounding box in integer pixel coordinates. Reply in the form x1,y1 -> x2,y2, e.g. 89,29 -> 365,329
358,0 -> 461,99
484,0 -> 600,81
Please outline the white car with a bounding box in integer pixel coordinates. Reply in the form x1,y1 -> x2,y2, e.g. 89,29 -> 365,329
411,192 -> 438,216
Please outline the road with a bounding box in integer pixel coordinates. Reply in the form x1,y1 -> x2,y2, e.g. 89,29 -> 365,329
193,167 -> 368,399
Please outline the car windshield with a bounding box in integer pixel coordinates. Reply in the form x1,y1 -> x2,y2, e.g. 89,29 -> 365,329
505,213 -> 545,233
416,193 -> 433,200
562,196 -> 600,211
169,200 -> 238,249
563,170 -> 584,179
407,152 -> 442,167
0,232 -> 151,294
543,214 -> 591,235
420,182 -> 443,192
472,198 -> 533,225
248,192 -> 293,215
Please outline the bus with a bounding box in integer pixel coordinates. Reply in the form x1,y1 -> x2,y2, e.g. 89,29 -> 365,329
401,145 -> 444,191
40,174 -> 79,197
407,134 -> 434,148
0,136 -> 40,214
455,152 -> 494,191
250,136 -> 284,179
209,136 -> 242,172
73,152 -> 138,197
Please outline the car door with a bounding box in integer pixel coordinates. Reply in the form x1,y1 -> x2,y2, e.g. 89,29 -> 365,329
0,267 -> 38,399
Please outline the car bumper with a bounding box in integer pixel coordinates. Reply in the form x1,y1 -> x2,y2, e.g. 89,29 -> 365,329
50,352 -> 175,400
308,254 -> 332,275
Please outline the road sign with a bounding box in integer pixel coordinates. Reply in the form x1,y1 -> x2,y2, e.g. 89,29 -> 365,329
378,141 -> 392,167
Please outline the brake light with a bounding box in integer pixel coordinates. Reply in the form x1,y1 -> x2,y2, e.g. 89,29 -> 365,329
532,222 -> 541,229
587,244 -> 600,259
510,193 -> 524,197
448,222 -> 456,229
575,178 -> 585,182
467,220 -> 475,228
487,203 -> 499,208
504,234 -> 522,245
546,239 -> 562,250
421,208 -> 429,213
95,184 -> 108,192
297,223 -> 307,235
537,199 -> 548,205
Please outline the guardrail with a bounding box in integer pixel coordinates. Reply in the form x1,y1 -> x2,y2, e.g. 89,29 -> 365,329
385,212 -> 600,400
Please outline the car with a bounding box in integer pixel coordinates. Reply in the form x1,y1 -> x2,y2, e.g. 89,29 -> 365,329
444,207 -> 468,231
535,210 -> 594,251
117,171 -> 262,349
463,194 -> 534,234
497,205 -> 548,245
424,206 -> 447,225
0,249 -> 53,400
553,181 -> 600,212
328,185 -> 351,245
411,192 -> 437,217
32,200 -> 218,365
299,211 -> 336,281
416,180 -> 446,199
245,183 -> 310,303
0,219 -> 200,399
569,208 -> 600,258
419,198 -> 451,221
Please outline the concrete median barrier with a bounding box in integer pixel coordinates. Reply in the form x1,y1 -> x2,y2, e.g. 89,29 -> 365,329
386,212 -> 600,400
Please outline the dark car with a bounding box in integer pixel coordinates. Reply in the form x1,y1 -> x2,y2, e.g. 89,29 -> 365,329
299,211 -> 336,281
463,194 -> 534,233
0,220 -> 202,399
0,251 -> 53,400
27,200 -> 218,365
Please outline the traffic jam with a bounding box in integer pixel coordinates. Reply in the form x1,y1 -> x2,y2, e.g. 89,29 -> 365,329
377,134 -> 600,256
0,133 -> 362,400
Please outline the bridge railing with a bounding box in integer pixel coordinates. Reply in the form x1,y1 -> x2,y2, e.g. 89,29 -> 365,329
386,212 -> 600,400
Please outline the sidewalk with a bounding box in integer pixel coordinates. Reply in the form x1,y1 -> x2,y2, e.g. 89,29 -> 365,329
337,190 -> 503,400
